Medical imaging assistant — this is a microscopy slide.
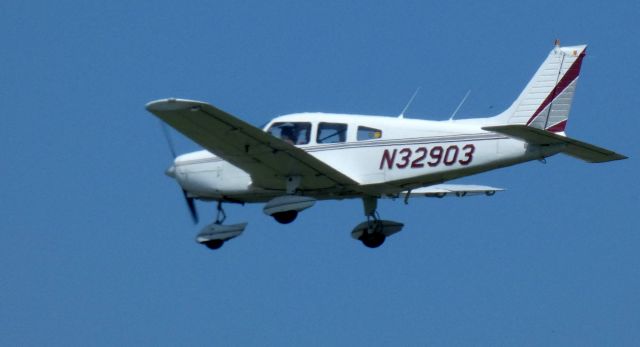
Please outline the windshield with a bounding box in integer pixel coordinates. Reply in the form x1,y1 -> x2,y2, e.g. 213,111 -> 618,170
267,122 -> 311,145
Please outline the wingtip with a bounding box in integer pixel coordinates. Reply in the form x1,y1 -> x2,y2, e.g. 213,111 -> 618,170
611,153 -> 629,162
145,98 -> 207,112
145,98 -> 177,111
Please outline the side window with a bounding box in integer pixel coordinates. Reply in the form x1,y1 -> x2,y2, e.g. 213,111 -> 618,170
357,126 -> 382,141
267,122 -> 311,145
317,123 -> 347,144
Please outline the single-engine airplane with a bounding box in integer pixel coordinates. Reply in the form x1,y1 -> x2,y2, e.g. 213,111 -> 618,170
146,42 -> 626,250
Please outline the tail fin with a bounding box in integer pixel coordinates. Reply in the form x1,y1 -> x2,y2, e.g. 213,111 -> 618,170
495,42 -> 587,133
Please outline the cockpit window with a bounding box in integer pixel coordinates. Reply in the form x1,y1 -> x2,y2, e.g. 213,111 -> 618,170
357,126 -> 382,141
267,122 -> 311,145
317,123 -> 347,144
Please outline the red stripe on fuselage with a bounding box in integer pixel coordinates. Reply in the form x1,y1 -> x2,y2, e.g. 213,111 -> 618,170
526,49 -> 586,126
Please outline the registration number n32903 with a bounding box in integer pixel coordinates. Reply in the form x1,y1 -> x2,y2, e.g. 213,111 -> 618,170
379,144 -> 475,170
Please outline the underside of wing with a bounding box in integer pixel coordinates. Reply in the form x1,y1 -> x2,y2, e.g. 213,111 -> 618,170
146,98 -> 358,192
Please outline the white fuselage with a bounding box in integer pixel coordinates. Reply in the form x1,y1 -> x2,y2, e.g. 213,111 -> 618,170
171,112 -> 561,202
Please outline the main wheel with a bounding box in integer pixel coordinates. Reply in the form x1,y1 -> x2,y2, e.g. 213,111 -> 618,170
203,239 -> 224,250
361,232 -> 385,248
272,210 -> 298,224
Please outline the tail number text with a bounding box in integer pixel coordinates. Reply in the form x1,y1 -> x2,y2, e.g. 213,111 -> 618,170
379,144 -> 475,170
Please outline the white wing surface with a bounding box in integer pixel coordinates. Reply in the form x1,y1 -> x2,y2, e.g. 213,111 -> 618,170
146,99 -> 358,191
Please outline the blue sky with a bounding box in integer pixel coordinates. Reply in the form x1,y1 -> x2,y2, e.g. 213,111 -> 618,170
1,1 -> 638,345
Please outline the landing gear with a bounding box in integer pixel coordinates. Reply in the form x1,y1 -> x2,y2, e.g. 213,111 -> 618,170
195,201 -> 247,250
360,196 -> 385,248
202,202 -> 227,249
351,196 -> 403,249
358,213 -> 387,248
263,195 -> 315,224
214,201 -> 227,224
272,210 -> 298,224
360,226 -> 386,248
203,239 -> 224,250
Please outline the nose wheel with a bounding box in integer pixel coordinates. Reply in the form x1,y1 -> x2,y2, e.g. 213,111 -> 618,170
195,201 -> 247,251
214,201 -> 226,224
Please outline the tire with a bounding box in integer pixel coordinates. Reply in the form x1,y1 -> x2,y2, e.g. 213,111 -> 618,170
361,232 -> 385,248
203,239 -> 224,250
273,210 -> 298,224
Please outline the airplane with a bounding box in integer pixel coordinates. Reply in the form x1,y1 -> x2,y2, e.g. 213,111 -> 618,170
146,42 -> 627,250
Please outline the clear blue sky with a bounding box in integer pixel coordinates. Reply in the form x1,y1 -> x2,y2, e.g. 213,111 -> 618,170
1,1 -> 638,345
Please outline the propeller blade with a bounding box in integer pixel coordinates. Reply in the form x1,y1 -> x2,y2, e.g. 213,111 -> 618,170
182,190 -> 199,224
160,122 -> 197,224
160,122 -> 177,159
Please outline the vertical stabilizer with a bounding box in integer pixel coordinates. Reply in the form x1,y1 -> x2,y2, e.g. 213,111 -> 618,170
495,43 -> 587,133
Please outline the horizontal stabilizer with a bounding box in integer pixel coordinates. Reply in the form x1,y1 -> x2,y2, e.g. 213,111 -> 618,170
483,125 -> 627,163
402,184 -> 504,198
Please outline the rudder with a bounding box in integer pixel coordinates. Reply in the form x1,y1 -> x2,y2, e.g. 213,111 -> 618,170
496,42 -> 587,133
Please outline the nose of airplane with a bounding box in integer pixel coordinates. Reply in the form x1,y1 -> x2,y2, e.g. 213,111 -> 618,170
165,164 -> 176,178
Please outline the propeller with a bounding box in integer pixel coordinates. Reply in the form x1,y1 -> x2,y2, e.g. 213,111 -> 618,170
182,189 -> 199,224
161,122 -> 199,224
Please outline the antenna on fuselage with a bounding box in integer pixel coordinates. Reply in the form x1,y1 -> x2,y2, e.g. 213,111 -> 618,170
398,87 -> 421,119
449,89 -> 471,121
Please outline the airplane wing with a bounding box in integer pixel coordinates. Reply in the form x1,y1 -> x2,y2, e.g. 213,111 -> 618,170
483,125 -> 627,163
146,98 -> 358,191
400,184 -> 504,198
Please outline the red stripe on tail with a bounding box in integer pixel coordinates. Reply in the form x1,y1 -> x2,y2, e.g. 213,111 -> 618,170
546,120 -> 567,133
526,50 -> 586,126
